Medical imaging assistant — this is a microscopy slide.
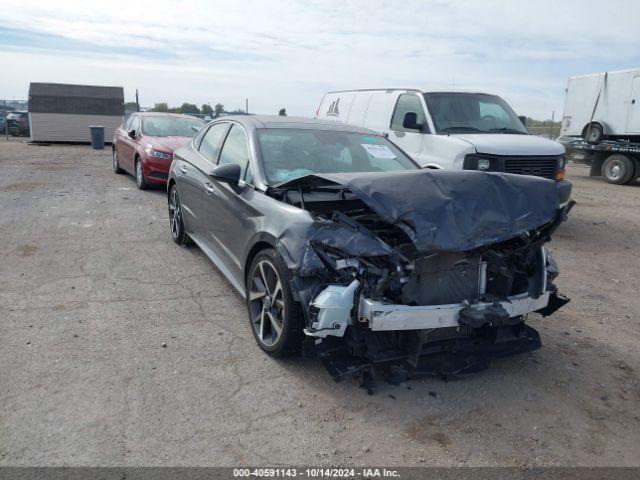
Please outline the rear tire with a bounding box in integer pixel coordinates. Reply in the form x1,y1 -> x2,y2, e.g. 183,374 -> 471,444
584,123 -> 604,144
135,158 -> 148,190
632,157 -> 640,184
601,154 -> 634,185
246,249 -> 304,357
112,150 -> 124,174
168,184 -> 191,245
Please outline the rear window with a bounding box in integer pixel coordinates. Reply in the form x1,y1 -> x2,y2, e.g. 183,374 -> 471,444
141,116 -> 204,137
257,128 -> 417,184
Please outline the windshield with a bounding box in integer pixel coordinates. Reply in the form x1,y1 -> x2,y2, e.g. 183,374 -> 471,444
257,129 -> 418,184
424,93 -> 528,134
141,116 -> 204,137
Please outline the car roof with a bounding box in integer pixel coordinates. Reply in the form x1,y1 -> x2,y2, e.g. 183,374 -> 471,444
137,112 -> 201,119
219,115 -> 381,135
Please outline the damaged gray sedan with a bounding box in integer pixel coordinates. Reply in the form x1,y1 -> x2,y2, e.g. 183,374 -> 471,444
167,116 -> 573,383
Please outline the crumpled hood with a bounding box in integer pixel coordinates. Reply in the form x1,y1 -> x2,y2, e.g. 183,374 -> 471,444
452,134 -> 565,156
279,169 -> 560,253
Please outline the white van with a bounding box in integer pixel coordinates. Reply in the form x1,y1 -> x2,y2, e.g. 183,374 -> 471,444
560,68 -> 640,142
316,89 -> 571,204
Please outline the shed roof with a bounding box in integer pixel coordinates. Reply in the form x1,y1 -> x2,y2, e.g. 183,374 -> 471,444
28,82 -> 125,116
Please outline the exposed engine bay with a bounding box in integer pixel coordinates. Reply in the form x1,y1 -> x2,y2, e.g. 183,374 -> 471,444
267,169 -> 574,390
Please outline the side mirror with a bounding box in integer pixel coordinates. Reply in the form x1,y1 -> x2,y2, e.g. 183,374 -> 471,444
402,112 -> 422,131
128,129 -> 137,139
210,163 -> 241,185
518,116 -> 527,126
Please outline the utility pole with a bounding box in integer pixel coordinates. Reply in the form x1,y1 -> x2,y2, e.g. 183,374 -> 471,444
3,100 -> 7,141
245,98 -> 248,115
550,110 -> 555,139
135,89 -> 140,112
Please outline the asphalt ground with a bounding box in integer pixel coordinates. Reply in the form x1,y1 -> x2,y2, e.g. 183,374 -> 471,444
1,138 -> 638,466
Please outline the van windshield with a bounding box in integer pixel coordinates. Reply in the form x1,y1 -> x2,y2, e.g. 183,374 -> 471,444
424,93 -> 528,135
257,129 -> 418,184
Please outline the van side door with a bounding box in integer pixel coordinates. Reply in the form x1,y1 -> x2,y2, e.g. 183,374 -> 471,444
626,75 -> 640,134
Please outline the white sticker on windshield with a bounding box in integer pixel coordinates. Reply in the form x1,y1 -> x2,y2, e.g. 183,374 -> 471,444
361,144 -> 396,159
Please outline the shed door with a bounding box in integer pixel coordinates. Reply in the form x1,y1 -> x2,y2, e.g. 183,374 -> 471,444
626,76 -> 640,134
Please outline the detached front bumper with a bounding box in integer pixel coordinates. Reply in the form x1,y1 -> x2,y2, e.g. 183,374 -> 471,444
358,292 -> 551,331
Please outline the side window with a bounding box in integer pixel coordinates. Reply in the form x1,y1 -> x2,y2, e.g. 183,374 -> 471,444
192,123 -> 211,150
129,115 -> 140,135
390,94 -> 427,132
218,124 -> 250,178
199,122 -> 229,162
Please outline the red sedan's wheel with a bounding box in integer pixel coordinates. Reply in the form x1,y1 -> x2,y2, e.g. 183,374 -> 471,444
135,158 -> 148,190
112,150 -> 124,174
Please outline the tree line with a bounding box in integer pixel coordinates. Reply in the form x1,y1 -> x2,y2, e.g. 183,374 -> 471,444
124,101 -> 288,116
151,102 -> 227,116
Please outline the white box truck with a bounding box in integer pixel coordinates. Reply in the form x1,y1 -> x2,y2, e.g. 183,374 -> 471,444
560,69 -> 640,184
316,89 -> 571,204
561,68 -> 640,142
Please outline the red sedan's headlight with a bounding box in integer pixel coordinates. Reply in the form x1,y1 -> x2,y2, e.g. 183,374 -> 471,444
144,147 -> 172,160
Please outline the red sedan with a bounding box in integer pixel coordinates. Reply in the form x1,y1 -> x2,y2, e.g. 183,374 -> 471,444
112,112 -> 204,189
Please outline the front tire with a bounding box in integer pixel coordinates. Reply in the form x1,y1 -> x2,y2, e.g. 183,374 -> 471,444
246,249 -> 303,357
601,154 -> 634,185
168,185 -> 191,245
112,149 -> 124,173
135,158 -> 148,190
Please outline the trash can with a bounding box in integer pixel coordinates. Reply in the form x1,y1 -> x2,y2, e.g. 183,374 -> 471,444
89,125 -> 105,150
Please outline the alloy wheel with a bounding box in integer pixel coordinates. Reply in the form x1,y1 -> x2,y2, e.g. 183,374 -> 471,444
136,161 -> 143,186
168,188 -> 181,240
248,260 -> 285,347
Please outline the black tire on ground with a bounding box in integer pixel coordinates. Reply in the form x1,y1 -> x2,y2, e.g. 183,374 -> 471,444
135,158 -> 148,190
112,149 -> 124,174
584,123 -> 604,143
629,157 -> 640,184
601,154 -> 635,185
168,184 -> 191,245
246,249 -> 304,357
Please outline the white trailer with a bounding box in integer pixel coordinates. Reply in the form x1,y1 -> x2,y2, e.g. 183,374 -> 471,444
560,68 -> 640,143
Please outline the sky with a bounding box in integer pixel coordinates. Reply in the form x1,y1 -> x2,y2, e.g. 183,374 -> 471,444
1,0 -> 639,119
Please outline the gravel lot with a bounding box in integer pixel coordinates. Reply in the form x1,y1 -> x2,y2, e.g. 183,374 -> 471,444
1,138 -> 639,467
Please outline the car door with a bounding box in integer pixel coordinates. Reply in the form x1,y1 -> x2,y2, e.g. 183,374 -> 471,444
115,116 -> 133,170
179,121 -> 230,240
119,114 -> 140,173
202,123 -> 255,284
388,93 -> 428,164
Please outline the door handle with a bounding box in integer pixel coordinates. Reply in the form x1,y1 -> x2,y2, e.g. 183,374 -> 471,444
204,183 -> 216,195
179,166 -> 188,175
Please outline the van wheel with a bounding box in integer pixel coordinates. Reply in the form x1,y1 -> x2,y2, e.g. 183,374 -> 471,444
584,123 -> 603,143
601,154 -> 634,185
